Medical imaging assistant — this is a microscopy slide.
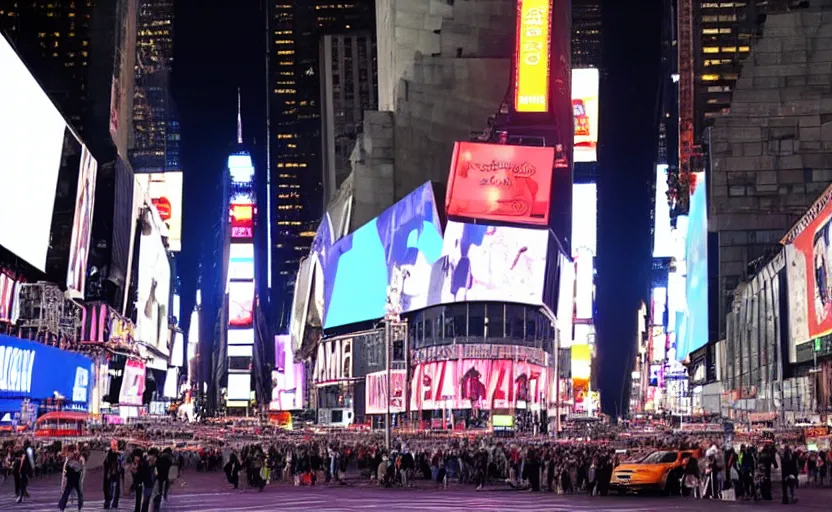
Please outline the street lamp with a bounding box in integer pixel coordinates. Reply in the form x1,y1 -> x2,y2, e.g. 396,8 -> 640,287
384,266 -> 407,449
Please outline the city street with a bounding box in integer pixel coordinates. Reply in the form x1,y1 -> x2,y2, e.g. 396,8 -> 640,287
3,467 -> 831,511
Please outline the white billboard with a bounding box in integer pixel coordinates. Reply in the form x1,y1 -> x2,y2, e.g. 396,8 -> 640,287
571,183 -> 597,257
135,195 -> 171,356
135,172 -> 183,252
653,165 -> 673,257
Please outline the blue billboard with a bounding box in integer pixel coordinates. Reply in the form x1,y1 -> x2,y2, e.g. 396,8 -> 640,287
676,173 -> 708,360
323,182 -> 443,329
0,334 -> 93,410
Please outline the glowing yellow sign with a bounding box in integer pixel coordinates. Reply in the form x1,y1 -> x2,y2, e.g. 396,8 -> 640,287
514,0 -> 552,113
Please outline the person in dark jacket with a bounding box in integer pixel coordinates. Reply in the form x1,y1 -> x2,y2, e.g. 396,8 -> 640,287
156,448 -> 174,502
133,448 -> 157,512
781,445 -> 799,505
523,449 -> 541,492
103,440 -> 122,509
58,444 -> 85,512
225,452 -> 242,489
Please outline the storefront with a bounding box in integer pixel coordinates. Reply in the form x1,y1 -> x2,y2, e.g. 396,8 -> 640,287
0,334 -> 94,422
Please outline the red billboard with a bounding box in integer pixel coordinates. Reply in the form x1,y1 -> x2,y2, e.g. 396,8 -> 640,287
445,142 -> 554,225
409,359 -> 549,411
230,203 -> 254,239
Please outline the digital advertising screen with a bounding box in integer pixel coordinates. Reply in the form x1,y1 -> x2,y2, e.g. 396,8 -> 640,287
0,35 -> 69,272
119,358 -> 146,406
323,182 -> 443,329
227,328 -> 254,345
0,273 -> 17,323
514,0 -> 552,113
574,248 -> 594,320
136,203 -> 171,356
571,343 -> 591,392
571,68 -> 600,163
227,373 -> 251,401
365,370 -> 407,415
676,172 -> 708,360
228,281 -> 255,327
652,328 -> 667,362
270,335 -> 305,411
409,359 -> 548,411
653,164 -> 673,257
229,244 -> 255,281
556,253 -> 575,347
136,172 -> 183,252
66,145 -> 98,298
571,183 -> 597,256
230,202 -> 255,239
228,152 -> 254,184
651,286 -> 667,328
446,142 -> 554,226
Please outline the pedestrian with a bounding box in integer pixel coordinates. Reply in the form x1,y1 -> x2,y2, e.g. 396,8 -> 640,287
58,444 -> 85,512
103,440 -> 121,510
780,445 -> 799,505
224,452 -> 241,489
156,448 -> 173,502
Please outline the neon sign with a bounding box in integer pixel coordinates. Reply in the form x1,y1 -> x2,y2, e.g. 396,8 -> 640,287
514,0 -> 552,113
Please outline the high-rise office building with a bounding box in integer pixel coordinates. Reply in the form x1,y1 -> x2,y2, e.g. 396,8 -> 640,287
267,0 -> 374,328
130,0 -> 176,174
320,32 -> 377,204
572,0 -> 602,69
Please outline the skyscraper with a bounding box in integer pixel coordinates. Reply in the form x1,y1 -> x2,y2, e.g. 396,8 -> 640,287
267,0 -> 375,328
572,0 -> 602,69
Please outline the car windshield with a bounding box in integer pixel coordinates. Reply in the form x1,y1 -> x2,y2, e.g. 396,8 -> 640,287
640,451 -> 678,464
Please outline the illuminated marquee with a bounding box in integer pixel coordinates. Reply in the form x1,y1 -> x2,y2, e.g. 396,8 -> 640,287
230,203 -> 254,238
514,0 -> 552,113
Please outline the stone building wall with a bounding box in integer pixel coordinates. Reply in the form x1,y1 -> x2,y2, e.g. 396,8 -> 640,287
710,7 -> 832,333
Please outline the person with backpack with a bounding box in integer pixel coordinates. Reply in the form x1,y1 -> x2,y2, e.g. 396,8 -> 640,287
58,444 -> 85,511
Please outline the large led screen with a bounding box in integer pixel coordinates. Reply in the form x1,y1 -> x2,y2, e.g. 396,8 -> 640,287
323,182 -> 443,328
228,281 -> 255,328
446,142 -> 554,226
136,172 -> 183,252
119,358 -> 146,406
136,203 -> 171,356
571,183 -> 597,256
653,164 -> 673,257
514,0 -> 552,113
574,248 -> 594,320
66,145 -> 98,298
227,373 -> 251,401
230,203 -> 254,239
428,221 -> 549,306
556,253 -> 575,347
676,173 -> 708,360
785,185 -> 832,347
409,359 -> 549,411
229,244 -> 255,281
365,370 -> 406,415
228,153 -> 254,184
0,35 -> 68,272
270,335 -> 305,410
571,68 -> 599,163
571,343 -> 591,391
227,328 -> 254,345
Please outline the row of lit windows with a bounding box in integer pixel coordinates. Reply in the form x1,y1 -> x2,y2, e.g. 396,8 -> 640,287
704,58 -> 733,66
702,46 -> 750,53
702,15 -> 737,22
277,50 -> 294,55
276,221 -> 303,226
278,183 -> 300,188
277,205 -> 302,210
701,2 -> 746,8
275,39 -> 292,45
276,162 -> 308,168
701,73 -> 738,81
702,28 -> 732,34
274,88 -> 296,94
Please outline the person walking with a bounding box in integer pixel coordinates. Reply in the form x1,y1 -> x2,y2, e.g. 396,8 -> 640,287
781,445 -> 799,505
58,444 -> 85,511
156,448 -> 173,502
224,453 -> 241,489
103,440 -> 122,510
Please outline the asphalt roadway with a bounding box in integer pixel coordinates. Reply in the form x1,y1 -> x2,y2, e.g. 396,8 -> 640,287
3,466 -> 831,511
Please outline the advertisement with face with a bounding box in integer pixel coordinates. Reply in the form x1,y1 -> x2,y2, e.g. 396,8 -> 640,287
409,359 -> 547,411
66,145 -> 98,298
135,172 -> 183,252
428,221 -> 548,306
136,203 -> 171,356
270,335 -> 305,411
571,68 -> 599,163
119,358 -> 146,406
365,370 -> 406,415
0,35 -> 68,272
676,172 -> 708,360
446,142 -> 554,226
786,188 -> 832,348
323,183 -> 443,329
228,281 -> 255,328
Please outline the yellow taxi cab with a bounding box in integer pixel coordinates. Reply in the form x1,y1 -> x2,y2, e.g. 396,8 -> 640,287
610,449 -> 695,494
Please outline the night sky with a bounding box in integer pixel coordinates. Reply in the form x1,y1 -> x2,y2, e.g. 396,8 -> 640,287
172,0 -> 663,416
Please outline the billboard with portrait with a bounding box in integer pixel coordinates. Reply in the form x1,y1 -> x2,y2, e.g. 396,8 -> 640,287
270,335 -> 305,411
66,145 -> 98,298
323,182 -> 443,329
785,185 -> 832,349
119,358 -> 146,406
365,370 -> 407,415
135,172 -> 183,252
228,281 -> 255,328
676,173 -> 708,360
409,359 -> 548,411
0,35 -> 68,272
135,197 -> 171,356
446,142 -> 554,226
571,68 -> 599,163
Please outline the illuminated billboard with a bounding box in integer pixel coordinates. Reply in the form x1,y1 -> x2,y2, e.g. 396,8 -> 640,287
227,373 -> 251,401
653,165 -> 673,257
785,185 -> 832,348
514,0 -> 552,113
556,253 -> 575,347
66,145 -> 99,298
651,286 -> 667,328
365,370 -> 407,415
135,172 -> 183,252
136,198 -> 171,356
571,183 -> 597,256
270,335 -> 305,411
229,244 -> 255,281
676,173 -> 708,360
574,249 -> 593,320
446,142 -> 554,226
571,68 -> 599,163
228,281 -> 255,328
228,329 -> 254,345
228,153 -> 254,183
571,343 -> 591,388
0,35 -> 68,272
230,203 -> 255,239
119,359 -> 146,406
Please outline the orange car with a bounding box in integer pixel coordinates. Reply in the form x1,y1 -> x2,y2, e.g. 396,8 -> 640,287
610,450 -> 695,494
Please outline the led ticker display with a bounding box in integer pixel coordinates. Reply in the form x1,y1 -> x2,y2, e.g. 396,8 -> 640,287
571,68 -> 600,163
514,0 -> 552,113
230,203 -> 254,239
446,142 -> 554,226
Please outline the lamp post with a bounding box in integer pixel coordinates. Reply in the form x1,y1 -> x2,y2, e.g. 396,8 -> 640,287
384,266 -> 406,449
